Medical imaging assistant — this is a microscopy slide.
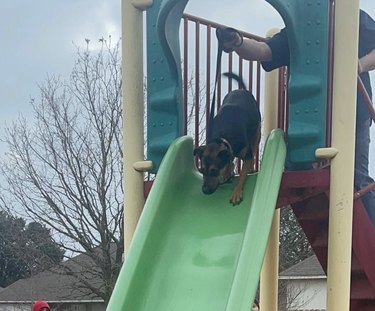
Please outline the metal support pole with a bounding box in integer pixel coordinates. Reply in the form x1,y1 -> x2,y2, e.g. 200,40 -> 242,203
260,28 -> 281,311
122,0 -> 153,255
326,1 -> 359,311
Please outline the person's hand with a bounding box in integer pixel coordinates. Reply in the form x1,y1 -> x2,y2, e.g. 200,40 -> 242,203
216,27 -> 243,53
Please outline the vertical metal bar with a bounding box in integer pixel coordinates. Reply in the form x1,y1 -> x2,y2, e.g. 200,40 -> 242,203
194,21 -> 200,146
206,26 -> 211,143
256,62 -> 261,106
326,0 -> 335,147
249,61 -> 254,92
278,68 -> 287,131
228,53 -> 233,91
183,17 -> 189,136
122,0 -> 147,253
284,68 -> 290,134
327,1 -> 359,310
217,63 -> 222,110
260,54 -> 281,311
238,57 -> 243,82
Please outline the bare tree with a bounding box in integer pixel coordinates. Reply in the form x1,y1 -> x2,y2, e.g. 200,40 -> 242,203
0,37 -> 123,303
184,69 -> 208,145
278,206 -> 315,310
279,279 -> 321,311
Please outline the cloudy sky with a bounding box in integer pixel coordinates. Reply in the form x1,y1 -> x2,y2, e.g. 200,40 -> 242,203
0,0 -> 375,171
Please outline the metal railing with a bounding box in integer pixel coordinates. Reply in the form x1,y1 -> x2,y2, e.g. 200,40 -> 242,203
181,13 -> 288,147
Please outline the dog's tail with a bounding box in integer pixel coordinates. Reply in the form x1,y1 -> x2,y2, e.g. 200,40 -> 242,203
223,72 -> 247,90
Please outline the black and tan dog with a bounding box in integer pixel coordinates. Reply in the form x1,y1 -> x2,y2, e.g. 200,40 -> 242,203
194,73 -> 261,205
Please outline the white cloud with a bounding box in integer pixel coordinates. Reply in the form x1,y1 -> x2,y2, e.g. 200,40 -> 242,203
0,0 -> 122,160
186,0 -> 284,36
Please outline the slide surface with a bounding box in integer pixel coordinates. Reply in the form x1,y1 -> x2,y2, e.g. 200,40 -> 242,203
107,129 -> 286,311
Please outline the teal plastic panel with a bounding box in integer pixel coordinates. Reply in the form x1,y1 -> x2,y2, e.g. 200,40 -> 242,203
146,0 -> 188,172
106,130 -> 286,311
266,0 -> 329,163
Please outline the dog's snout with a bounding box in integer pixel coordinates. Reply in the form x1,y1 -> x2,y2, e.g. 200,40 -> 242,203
202,185 -> 215,195
202,177 -> 219,195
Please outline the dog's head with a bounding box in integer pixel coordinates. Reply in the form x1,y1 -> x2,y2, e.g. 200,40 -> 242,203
193,141 -> 234,194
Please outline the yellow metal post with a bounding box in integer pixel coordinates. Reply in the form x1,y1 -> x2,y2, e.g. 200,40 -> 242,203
260,28 -> 281,311
326,1 -> 359,311
122,0 -> 153,254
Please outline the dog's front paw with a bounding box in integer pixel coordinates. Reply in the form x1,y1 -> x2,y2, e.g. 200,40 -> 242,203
230,188 -> 243,205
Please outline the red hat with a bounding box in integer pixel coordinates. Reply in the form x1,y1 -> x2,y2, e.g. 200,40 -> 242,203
32,300 -> 51,311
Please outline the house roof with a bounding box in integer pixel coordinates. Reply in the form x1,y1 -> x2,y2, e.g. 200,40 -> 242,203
279,255 -> 326,280
0,251 -> 104,302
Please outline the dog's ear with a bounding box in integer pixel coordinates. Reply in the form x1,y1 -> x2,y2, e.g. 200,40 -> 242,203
217,149 -> 232,163
193,146 -> 206,159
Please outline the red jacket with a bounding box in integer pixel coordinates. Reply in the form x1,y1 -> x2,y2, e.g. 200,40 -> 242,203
32,300 -> 51,311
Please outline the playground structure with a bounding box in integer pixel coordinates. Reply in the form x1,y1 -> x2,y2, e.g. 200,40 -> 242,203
109,0 -> 375,310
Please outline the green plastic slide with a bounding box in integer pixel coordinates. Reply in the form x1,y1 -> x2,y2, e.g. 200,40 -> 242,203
107,129 -> 286,311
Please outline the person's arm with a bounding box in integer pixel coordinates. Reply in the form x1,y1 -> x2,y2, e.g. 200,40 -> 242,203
217,27 -> 289,71
359,49 -> 375,73
218,28 -> 272,62
233,37 -> 272,62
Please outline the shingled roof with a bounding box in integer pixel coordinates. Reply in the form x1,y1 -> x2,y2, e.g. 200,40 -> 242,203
0,251 -> 104,302
279,255 -> 326,280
